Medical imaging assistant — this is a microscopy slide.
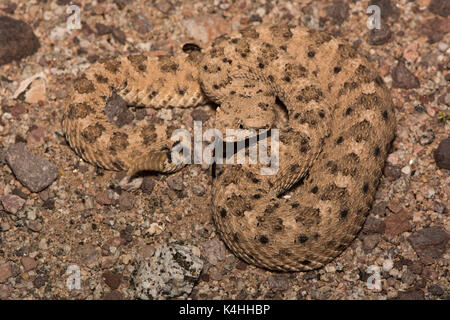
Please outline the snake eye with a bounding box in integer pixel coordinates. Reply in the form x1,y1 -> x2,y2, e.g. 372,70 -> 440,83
182,43 -> 201,53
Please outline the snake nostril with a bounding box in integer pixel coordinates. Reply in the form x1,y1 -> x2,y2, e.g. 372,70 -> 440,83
275,96 -> 289,123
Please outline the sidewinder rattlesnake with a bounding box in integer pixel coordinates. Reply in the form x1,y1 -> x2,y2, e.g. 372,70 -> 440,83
62,24 -> 395,271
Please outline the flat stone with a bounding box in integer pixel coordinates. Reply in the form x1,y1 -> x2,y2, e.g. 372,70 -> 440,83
408,227 -> 448,259
392,60 -> 420,89
5,143 -> 59,193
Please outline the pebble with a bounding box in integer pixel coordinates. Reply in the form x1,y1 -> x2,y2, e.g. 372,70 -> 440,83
433,201 -> 446,214
362,234 -> 381,251
363,217 -> 386,234
434,138 -> 450,170
266,274 -> 290,292
117,175 -> 143,192
384,164 -> 402,180
0,222 -> 10,231
33,275 -> 46,288
418,127 -> 434,146
392,60 -> 420,89
401,165 -> 411,175
235,260 -> 248,271
368,23 -> 392,45
0,262 -> 12,283
383,259 -> 394,272
5,143 -> 59,193
428,0 -> 450,18
191,185 -> 205,196
182,15 -> 231,44
0,15 -> 40,66
325,0 -> 349,24
395,289 -> 424,300
438,42 -> 448,52
141,176 -> 155,194
102,290 -> 123,300
78,245 -> 100,267
167,175 -> 183,191
1,194 -> 25,214
118,192 -> 134,211
102,272 -> 122,290
132,14 -> 153,34
105,93 -> 134,128
428,284 -> 444,296
407,227 -> 448,259
0,284 -> 10,299
408,261 -> 423,275
21,257 -> 37,272
202,238 -> 226,266
384,209 -> 411,237
27,220 -> 42,232
133,243 -> 203,299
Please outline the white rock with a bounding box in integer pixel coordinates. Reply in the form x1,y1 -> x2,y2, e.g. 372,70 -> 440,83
383,259 -> 394,272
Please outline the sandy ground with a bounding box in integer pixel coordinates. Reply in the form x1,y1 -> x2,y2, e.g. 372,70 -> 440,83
0,0 -> 448,300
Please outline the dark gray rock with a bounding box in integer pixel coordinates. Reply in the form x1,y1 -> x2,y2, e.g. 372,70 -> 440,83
392,60 -> 420,89
0,15 -> 40,66
434,138 -> 450,170
5,143 -> 59,193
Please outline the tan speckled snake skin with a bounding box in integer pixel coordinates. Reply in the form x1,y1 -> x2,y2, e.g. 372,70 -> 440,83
62,24 -> 395,271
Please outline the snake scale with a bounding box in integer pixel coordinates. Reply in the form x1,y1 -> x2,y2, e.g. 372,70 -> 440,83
62,24 -> 395,271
